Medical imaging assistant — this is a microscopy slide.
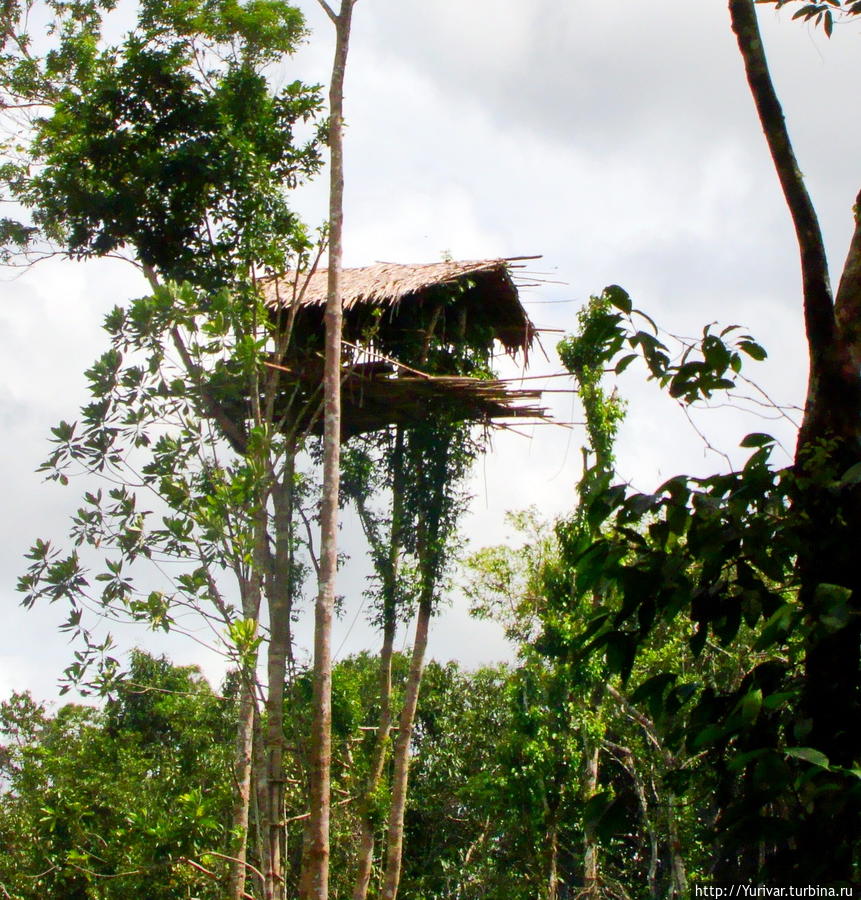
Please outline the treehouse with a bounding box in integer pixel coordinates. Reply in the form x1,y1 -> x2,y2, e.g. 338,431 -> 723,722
257,258 -> 548,439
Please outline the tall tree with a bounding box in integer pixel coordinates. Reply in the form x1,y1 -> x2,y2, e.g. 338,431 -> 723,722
3,1 -> 325,896
339,429 -> 409,900
380,416 -> 479,900
729,0 -> 861,878
541,277 -> 859,881
301,2 -> 358,898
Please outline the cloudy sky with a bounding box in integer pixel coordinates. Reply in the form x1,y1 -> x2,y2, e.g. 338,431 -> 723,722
1,1 -> 859,702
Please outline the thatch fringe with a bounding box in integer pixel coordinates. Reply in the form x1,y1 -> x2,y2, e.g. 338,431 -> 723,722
262,258 -> 536,354
264,258 -> 520,309
264,357 -> 550,438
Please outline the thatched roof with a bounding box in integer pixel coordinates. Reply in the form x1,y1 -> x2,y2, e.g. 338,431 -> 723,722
250,257 -> 549,437
262,258 -> 536,354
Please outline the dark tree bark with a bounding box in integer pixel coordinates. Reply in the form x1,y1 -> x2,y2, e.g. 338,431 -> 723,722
729,0 -> 861,880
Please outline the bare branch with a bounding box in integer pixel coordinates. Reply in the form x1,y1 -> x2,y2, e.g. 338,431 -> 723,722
605,683 -> 668,759
178,857 -> 256,899
297,503 -> 321,579
315,0 -> 338,23
169,325 -> 248,455
202,850 -> 265,884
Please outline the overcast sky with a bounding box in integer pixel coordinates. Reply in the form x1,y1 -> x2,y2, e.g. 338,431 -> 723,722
1,1 -> 859,703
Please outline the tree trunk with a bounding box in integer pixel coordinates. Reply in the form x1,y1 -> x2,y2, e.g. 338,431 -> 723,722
228,511 -> 267,900
582,741 -> 601,898
228,673 -> 258,900
303,3 -> 355,898
604,685 -> 688,894
380,589 -> 432,900
253,703 -> 272,897
797,198 -> 861,776
351,618 -> 395,900
352,428 -> 405,900
545,818 -> 559,900
729,0 -> 861,879
264,463 -> 296,900
666,793 -> 688,899
604,740 -> 659,899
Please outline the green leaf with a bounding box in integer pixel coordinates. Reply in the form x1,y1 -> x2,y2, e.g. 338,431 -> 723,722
737,687 -> 762,726
753,604 -> 796,651
692,723 -> 725,749
738,339 -> 767,361
839,461 -> 861,485
728,747 -> 769,772
630,672 -> 677,705
630,672 -> 677,718
603,284 -> 632,314
614,353 -> 638,374
51,420 -> 76,442
604,631 -> 636,683
579,611 -> 612,642
633,308 -> 659,334
785,746 -> 830,770
814,582 -> 853,630
763,690 -> 797,710
621,492 -> 658,520
740,432 -> 775,448
583,790 -> 617,836
689,623 -> 708,656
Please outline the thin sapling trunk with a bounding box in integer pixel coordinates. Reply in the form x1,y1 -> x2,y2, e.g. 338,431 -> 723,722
303,2 -> 357,897
352,428 -> 406,900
